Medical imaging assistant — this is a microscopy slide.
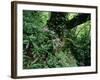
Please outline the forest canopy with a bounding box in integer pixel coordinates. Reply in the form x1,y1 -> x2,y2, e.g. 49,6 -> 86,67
23,10 -> 91,69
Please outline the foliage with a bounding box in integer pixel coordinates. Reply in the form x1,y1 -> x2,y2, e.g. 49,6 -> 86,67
23,10 -> 91,69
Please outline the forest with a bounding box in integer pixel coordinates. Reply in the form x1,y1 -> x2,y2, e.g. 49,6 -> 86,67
23,10 -> 91,69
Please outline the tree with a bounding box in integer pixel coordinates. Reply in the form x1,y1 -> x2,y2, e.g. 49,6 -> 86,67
23,10 -> 91,69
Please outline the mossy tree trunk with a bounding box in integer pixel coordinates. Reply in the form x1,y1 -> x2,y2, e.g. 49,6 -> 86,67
47,12 -> 90,53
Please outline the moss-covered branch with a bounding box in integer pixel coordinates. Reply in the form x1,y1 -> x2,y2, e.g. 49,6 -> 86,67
65,38 -> 89,48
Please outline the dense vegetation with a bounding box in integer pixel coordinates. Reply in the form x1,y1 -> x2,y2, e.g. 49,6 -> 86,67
23,10 -> 91,69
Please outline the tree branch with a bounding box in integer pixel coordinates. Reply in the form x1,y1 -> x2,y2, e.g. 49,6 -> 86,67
66,13 -> 90,29
65,38 -> 89,48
